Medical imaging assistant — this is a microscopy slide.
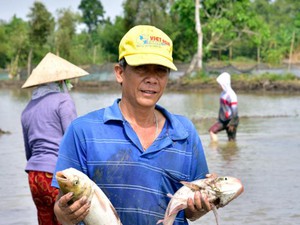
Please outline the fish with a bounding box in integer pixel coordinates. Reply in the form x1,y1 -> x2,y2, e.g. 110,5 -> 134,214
56,167 -> 122,225
157,175 -> 244,225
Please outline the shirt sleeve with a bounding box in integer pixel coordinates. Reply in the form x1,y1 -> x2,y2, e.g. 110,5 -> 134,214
51,121 -> 86,188
187,120 -> 209,180
58,95 -> 77,132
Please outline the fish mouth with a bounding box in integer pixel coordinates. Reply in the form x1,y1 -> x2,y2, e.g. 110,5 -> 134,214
237,184 -> 244,196
233,180 -> 244,198
218,181 -> 244,207
56,171 -> 68,182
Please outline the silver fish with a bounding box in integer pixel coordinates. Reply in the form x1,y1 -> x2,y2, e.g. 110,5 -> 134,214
56,167 -> 122,225
157,176 -> 244,225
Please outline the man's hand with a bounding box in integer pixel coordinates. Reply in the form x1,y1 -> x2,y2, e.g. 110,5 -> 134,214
185,191 -> 211,221
185,173 -> 217,221
54,192 -> 91,225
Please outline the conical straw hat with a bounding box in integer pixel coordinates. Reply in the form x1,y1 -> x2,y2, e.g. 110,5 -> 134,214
22,52 -> 89,88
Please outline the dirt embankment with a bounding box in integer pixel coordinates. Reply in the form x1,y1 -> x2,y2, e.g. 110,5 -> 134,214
1,79 -> 300,93
167,79 -> 300,93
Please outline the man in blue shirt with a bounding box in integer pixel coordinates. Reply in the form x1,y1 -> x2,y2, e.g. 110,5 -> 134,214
52,25 -> 211,225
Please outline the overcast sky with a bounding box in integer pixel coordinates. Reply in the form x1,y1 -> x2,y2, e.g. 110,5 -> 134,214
0,0 -> 124,22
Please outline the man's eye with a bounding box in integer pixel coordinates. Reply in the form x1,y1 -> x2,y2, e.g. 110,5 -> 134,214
156,67 -> 169,76
157,67 -> 168,73
135,66 -> 146,73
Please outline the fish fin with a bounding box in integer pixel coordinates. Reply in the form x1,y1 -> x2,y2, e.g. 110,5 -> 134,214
93,185 -> 123,224
93,186 -> 108,211
212,205 -> 219,225
167,193 -> 174,198
110,204 -> 122,224
180,181 -> 201,191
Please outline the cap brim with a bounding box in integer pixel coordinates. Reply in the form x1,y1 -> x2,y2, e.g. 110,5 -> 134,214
124,54 -> 177,71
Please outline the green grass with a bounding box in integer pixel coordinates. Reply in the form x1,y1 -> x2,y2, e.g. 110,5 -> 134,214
232,73 -> 298,82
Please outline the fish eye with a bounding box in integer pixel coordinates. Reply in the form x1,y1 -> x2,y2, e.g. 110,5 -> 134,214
218,177 -> 228,181
73,179 -> 79,185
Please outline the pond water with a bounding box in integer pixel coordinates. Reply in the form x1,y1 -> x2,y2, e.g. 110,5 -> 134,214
0,87 -> 299,225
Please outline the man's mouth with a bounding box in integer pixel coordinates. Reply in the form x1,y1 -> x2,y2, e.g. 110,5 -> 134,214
141,90 -> 157,94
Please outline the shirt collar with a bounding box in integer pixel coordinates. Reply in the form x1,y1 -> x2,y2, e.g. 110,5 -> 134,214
103,99 -> 123,122
155,104 -> 189,141
103,99 -> 189,141
31,82 -> 60,99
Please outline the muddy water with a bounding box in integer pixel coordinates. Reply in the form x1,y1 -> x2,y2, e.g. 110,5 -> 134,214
0,88 -> 299,225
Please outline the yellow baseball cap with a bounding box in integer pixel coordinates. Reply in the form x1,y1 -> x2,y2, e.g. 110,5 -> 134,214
119,25 -> 177,71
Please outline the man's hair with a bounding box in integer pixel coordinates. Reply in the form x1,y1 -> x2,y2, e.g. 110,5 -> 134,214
119,58 -> 127,69
118,58 -> 171,73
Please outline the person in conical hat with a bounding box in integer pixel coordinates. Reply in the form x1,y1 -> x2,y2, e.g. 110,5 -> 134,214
209,72 -> 239,142
21,52 -> 89,225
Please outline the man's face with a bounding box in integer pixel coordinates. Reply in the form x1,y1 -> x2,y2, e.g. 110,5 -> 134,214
115,64 -> 170,108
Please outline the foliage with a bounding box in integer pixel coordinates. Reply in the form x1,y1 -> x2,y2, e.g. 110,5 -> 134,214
96,17 -> 127,62
182,71 -> 298,86
55,9 -> 79,59
252,0 -> 300,64
4,16 -> 29,76
189,70 -> 212,82
122,0 -> 173,39
259,73 -> 297,81
27,2 -> 54,62
202,0 -> 266,59
0,23 -> 9,68
78,0 -> 105,33
0,0 -> 300,76
70,32 -> 94,65
234,72 -> 298,82
170,0 -> 197,62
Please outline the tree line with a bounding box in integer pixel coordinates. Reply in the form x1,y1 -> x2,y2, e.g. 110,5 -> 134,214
0,0 -> 299,78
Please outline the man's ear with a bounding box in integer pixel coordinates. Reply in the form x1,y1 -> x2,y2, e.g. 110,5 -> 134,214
114,64 -> 124,85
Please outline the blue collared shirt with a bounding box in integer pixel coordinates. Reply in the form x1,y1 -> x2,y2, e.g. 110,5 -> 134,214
52,99 -> 209,225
